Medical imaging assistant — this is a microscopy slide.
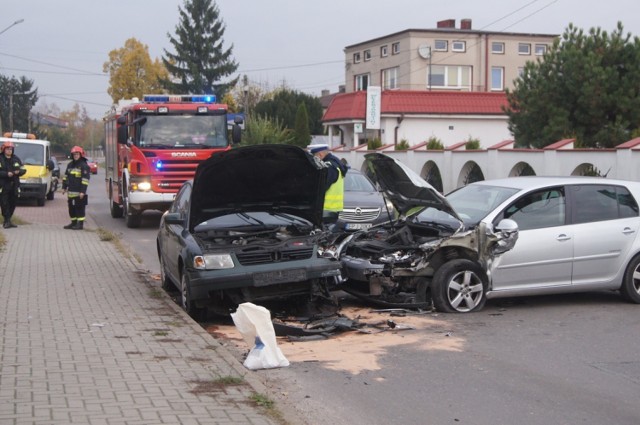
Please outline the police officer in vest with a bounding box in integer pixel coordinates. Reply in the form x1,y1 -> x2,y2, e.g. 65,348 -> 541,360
309,144 -> 348,228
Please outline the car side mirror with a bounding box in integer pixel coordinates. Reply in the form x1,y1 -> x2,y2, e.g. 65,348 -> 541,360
495,218 -> 518,234
46,159 -> 55,170
491,218 -> 519,255
164,212 -> 185,226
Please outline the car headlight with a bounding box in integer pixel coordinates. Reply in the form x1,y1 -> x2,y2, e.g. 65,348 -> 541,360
137,181 -> 152,191
193,254 -> 234,270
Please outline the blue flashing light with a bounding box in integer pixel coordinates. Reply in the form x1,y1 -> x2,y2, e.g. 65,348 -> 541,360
191,95 -> 216,103
142,94 -> 216,104
156,160 -> 163,170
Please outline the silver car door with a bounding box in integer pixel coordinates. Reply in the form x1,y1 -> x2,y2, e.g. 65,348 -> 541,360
490,187 -> 573,292
569,184 -> 640,287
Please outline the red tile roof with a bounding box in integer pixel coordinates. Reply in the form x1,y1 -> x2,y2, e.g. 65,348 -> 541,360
322,90 -> 509,122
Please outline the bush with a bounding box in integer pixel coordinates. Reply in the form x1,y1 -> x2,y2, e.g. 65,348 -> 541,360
367,138 -> 382,150
395,139 -> 410,150
465,137 -> 481,150
426,136 -> 444,150
242,115 -> 293,145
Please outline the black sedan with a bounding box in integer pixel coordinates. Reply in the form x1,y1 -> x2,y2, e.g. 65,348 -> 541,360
157,144 -> 343,318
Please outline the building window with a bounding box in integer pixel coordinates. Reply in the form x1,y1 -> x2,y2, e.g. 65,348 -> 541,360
518,67 -> 525,77
355,73 -> 370,91
491,67 -> 504,91
364,49 -> 371,61
491,42 -> 505,54
535,44 -> 547,55
518,43 -> 531,55
434,40 -> 448,51
452,41 -> 466,52
381,45 -> 388,57
353,52 -> 361,63
382,67 -> 399,90
428,65 -> 471,89
392,42 -> 400,55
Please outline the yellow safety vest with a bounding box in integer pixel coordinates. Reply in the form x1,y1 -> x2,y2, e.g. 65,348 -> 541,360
324,170 -> 345,212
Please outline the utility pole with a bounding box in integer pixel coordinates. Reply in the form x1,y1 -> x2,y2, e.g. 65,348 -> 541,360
0,19 -> 25,133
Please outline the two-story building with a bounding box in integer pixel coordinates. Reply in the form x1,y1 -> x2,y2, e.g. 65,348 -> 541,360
344,18 -> 557,94
323,19 -> 558,149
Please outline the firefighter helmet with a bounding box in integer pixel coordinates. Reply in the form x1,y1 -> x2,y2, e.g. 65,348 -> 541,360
70,145 -> 86,158
1,141 -> 15,153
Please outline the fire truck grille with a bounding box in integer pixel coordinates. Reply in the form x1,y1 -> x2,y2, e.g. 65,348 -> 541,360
236,247 -> 314,265
157,160 -> 201,173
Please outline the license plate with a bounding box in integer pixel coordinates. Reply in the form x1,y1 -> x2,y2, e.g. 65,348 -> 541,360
253,269 -> 307,286
345,223 -> 372,230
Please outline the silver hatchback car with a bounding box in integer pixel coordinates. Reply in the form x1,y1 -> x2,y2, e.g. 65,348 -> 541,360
339,154 -> 640,313
446,176 -> 640,310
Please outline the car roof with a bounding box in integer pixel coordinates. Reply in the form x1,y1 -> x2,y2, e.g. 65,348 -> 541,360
467,176 -> 640,191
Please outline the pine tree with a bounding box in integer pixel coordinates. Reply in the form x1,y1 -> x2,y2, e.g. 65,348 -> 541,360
292,102 -> 311,148
161,0 -> 239,97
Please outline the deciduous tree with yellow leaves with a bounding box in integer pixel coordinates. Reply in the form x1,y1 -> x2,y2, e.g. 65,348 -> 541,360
103,38 -> 169,104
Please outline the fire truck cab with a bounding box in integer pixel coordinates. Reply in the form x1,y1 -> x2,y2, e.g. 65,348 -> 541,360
104,94 -> 241,228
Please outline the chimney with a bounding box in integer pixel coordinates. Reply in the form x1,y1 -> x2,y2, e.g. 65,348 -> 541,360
461,19 -> 472,30
321,89 -> 330,97
437,19 -> 456,29
339,85 -> 346,93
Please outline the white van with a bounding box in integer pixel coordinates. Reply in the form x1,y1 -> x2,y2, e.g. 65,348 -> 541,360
1,132 -> 56,206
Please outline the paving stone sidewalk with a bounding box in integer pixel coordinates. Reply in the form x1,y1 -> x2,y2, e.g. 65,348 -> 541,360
0,198 -> 280,425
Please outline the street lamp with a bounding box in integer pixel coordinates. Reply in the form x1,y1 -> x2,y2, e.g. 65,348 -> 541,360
0,19 -> 25,37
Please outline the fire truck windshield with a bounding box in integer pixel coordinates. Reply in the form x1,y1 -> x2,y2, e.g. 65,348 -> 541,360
137,115 -> 228,149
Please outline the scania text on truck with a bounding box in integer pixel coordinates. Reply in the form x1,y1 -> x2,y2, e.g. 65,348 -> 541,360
103,94 -> 242,228
0,132 -> 56,206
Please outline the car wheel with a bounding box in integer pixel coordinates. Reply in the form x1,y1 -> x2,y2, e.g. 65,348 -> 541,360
180,273 -> 204,320
620,254 -> 640,303
432,259 -> 487,313
159,253 -> 175,292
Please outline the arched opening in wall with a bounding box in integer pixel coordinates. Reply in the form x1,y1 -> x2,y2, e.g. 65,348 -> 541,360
421,161 -> 443,193
457,161 -> 485,188
572,163 -> 608,177
509,162 -> 536,177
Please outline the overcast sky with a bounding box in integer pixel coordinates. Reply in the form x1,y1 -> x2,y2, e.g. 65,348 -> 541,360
1,0 -> 638,119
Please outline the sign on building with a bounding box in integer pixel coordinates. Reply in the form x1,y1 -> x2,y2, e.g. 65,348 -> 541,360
366,86 -> 381,130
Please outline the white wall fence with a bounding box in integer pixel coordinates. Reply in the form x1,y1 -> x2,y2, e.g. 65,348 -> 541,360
331,139 -> 640,193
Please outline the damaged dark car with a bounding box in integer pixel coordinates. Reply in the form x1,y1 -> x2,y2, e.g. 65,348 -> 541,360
156,144 -> 342,318
336,153 -> 519,313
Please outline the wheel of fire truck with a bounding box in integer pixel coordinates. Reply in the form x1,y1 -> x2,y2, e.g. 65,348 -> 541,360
122,185 -> 141,228
109,181 -> 123,218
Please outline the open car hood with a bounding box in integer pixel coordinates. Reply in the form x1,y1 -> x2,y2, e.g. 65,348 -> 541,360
190,144 -> 327,229
363,153 -> 460,219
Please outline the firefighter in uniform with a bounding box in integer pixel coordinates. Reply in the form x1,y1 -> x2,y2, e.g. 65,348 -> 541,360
62,145 -> 90,230
0,141 -> 27,228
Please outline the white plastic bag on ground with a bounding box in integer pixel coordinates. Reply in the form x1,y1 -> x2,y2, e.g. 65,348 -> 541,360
230,302 -> 290,370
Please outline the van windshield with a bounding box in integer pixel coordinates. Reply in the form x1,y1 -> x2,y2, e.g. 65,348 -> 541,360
13,142 -> 44,165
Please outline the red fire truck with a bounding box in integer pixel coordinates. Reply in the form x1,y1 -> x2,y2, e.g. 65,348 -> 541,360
103,94 -> 242,228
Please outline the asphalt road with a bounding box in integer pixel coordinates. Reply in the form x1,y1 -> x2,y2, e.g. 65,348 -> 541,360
84,165 -> 640,425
